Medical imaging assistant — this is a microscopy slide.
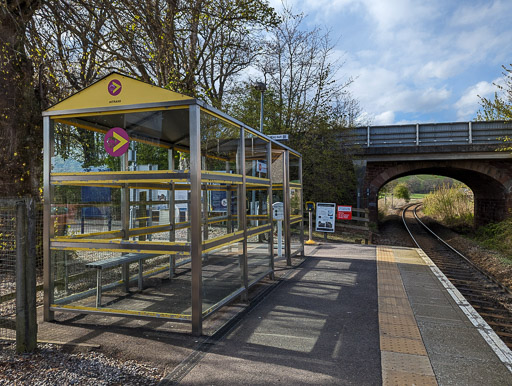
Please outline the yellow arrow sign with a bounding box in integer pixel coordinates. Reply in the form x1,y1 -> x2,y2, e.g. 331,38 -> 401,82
113,131 -> 128,152
112,81 -> 121,94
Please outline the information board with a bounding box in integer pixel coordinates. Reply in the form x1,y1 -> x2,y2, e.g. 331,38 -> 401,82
337,205 -> 353,220
211,191 -> 228,212
256,160 -> 267,174
315,202 -> 336,233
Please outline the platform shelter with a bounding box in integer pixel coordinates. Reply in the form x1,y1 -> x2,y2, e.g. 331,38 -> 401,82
42,73 -> 303,334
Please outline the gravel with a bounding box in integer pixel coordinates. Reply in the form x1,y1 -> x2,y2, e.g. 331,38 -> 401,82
0,342 -> 163,385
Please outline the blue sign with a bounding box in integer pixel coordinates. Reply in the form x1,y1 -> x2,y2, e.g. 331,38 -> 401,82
210,191 -> 237,214
82,185 -> 111,218
211,191 -> 228,212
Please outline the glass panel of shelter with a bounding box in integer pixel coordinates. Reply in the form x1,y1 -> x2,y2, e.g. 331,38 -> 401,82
199,109 -> 245,315
271,146 -> 286,263
289,152 -> 304,260
244,131 -> 273,286
47,109 -> 195,319
44,101 -> 302,333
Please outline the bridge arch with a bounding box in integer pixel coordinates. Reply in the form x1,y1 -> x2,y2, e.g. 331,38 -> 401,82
366,160 -> 512,227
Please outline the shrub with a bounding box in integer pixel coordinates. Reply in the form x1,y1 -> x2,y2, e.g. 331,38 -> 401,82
474,217 -> 512,258
422,184 -> 474,227
393,183 -> 410,202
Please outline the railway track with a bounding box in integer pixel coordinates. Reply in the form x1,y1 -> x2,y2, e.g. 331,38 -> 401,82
402,203 -> 512,349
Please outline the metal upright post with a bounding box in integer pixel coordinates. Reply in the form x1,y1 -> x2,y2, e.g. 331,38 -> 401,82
298,156 -> 304,256
239,127 -> 248,300
226,161 -> 232,235
168,149 -> 176,278
267,141 -> 274,279
120,152 -> 130,292
468,121 -> 473,144
190,104 -> 203,336
43,116 -> 54,322
254,81 -> 266,133
283,151 -> 291,266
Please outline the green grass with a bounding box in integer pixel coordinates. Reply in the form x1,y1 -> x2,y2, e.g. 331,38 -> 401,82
410,193 -> 427,199
473,217 -> 512,262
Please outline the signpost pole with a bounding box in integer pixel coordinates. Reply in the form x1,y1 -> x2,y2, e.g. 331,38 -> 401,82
277,220 -> 283,257
305,201 -> 316,245
306,211 -> 315,245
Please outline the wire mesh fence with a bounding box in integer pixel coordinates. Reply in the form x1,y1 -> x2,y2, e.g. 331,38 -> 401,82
0,198 -> 43,342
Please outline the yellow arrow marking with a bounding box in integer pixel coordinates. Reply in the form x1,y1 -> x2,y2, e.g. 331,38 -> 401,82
113,132 -> 128,152
112,81 -> 121,94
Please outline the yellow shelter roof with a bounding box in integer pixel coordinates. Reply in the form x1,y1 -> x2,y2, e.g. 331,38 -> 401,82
45,72 -> 193,113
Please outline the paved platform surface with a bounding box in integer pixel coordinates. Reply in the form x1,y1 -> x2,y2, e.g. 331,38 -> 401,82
36,243 -> 512,385
172,243 -> 512,385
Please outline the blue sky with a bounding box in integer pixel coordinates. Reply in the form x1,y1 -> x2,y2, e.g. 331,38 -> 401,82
269,0 -> 512,125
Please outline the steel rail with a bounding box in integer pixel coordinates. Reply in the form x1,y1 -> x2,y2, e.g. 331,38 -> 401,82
402,203 -> 512,298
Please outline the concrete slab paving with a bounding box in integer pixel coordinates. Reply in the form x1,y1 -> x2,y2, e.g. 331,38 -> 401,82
177,244 -> 381,385
428,354 -> 512,386
418,322 -> 502,361
410,303 -> 466,321
393,247 -> 512,385
34,243 -> 512,385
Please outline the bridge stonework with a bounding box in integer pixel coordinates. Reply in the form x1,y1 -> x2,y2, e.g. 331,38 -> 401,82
364,159 -> 512,227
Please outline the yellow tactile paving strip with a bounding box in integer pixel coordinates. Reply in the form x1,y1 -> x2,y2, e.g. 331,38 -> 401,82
377,247 -> 438,385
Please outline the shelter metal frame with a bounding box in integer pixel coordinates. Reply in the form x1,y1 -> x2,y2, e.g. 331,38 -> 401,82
42,73 -> 303,335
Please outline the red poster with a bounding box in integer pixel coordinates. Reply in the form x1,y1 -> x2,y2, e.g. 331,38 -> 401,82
337,205 -> 352,220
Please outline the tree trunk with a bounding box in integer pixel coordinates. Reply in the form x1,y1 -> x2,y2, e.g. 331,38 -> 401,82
0,1 -> 42,197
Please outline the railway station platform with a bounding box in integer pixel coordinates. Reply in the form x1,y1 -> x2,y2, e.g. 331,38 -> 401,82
165,243 -> 512,385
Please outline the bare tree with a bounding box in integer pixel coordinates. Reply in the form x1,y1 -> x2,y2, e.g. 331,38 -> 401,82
257,8 -> 356,133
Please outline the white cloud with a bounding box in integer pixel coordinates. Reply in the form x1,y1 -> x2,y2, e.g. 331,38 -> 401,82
374,111 -> 395,125
360,0 -> 440,33
419,59 -> 461,80
450,0 -> 512,26
348,63 -> 451,121
454,80 -> 500,120
268,0 -> 512,123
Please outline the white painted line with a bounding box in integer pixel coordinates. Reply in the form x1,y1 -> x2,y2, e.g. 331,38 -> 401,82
416,248 -> 512,373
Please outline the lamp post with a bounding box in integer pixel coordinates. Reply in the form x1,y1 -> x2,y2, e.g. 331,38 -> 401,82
254,81 -> 266,132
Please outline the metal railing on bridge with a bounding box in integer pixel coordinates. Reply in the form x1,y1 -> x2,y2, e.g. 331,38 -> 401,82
348,121 -> 512,148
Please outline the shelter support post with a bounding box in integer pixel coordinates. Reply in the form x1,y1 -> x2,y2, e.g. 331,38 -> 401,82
43,117 -> 54,322
267,141 -> 275,279
283,151 -> 291,265
240,127 -> 248,301
190,104 -> 203,336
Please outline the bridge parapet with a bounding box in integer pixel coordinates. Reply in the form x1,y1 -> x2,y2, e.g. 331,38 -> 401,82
346,120 -> 512,227
348,120 -> 512,148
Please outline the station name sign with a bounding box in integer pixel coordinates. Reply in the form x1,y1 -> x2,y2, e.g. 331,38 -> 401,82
267,134 -> 289,141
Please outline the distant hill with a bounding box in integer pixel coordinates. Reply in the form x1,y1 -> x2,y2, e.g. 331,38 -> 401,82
385,175 -> 465,194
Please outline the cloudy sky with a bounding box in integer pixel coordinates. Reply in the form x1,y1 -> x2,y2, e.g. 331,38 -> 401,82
269,0 -> 512,125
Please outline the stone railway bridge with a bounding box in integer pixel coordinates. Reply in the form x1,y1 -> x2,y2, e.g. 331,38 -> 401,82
348,121 -> 512,227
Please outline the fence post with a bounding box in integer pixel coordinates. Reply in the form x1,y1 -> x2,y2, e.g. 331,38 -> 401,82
26,199 -> 37,351
15,199 -> 37,353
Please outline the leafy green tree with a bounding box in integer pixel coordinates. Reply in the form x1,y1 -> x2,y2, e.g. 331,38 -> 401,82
477,65 -> 512,121
393,183 -> 410,202
476,64 -> 512,153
